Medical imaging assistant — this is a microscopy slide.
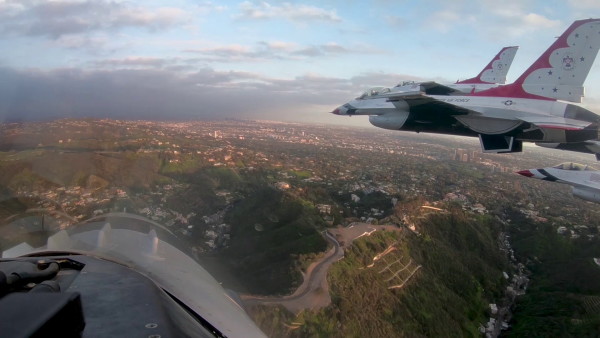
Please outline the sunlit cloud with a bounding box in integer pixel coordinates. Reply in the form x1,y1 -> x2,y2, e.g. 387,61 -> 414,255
196,1 -> 228,15
235,1 -> 341,23
184,41 -> 378,62
0,0 -> 189,39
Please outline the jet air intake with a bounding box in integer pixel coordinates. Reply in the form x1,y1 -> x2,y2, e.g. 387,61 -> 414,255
369,111 -> 410,130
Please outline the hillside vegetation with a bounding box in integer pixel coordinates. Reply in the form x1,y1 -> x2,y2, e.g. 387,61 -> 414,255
220,186 -> 328,294
507,207 -> 600,336
250,207 -> 510,337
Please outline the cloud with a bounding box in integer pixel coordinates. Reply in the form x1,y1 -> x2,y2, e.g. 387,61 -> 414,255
0,66 -> 363,123
350,72 -> 427,88
196,1 -> 228,15
0,63 -> 449,125
185,44 -> 262,62
419,2 -> 561,39
384,15 -> 406,28
184,41 -> 380,63
91,42 -> 373,71
0,0 -> 189,39
522,13 -> 560,28
110,6 -> 187,29
93,57 -> 170,68
293,43 -> 353,57
489,13 -> 561,39
235,1 -> 341,23
54,34 -> 111,51
464,1 -> 562,38
567,0 -> 600,9
258,40 -> 297,52
426,10 -> 465,33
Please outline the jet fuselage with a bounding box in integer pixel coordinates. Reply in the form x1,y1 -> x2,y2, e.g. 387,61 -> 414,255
332,93 -> 599,144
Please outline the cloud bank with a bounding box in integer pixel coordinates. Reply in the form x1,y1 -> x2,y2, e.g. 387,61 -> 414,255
0,66 -> 418,123
0,0 -> 188,39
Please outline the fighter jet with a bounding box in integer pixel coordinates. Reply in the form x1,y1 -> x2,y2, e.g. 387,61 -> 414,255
332,19 -> 600,154
394,46 -> 519,95
0,215 -> 267,337
517,162 -> 600,203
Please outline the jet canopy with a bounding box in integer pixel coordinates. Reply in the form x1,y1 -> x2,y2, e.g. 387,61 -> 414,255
357,86 -> 391,99
395,81 -> 417,87
553,162 -> 596,171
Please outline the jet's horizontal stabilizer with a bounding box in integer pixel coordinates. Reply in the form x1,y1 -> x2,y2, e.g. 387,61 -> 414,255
479,134 -> 522,153
536,141 -> 600,160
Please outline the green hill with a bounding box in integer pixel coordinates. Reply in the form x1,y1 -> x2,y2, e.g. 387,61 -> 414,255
217,186 -> 328,295
250,208 -> 510,337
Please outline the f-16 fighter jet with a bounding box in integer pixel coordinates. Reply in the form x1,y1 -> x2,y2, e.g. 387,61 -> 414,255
517,162 -> 600,203
332,19 -> 600,154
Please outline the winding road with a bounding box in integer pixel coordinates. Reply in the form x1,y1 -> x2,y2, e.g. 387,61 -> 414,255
242,223 -> 402,314
242,230 -> 343,314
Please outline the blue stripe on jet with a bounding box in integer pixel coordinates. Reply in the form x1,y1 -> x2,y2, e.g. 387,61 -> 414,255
538,169 -> 558,181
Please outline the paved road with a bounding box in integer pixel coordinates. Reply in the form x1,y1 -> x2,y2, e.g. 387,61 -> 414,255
287,231 -> 343,300
242,231 -> 343,313
242,224 -> 404,313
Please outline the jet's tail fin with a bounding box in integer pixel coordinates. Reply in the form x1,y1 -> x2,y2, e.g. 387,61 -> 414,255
456,46 -> 518,85
474,19 -> 600,103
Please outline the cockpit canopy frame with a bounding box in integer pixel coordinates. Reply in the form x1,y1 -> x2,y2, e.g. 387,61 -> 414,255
357,86 -> 391,99
553,162 -> 596,171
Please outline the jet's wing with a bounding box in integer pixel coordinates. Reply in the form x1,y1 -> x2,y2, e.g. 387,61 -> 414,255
516,116 -> 593,130
417,81 -> 465,95
386,92 -> 525,152
386,92 -> 473,116
582,178 -> 600,189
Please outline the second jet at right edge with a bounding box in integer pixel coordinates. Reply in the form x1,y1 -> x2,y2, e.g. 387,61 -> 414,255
517,162 -> 600,203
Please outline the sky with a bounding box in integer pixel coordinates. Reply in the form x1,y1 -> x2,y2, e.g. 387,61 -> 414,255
1,0 -> 600,125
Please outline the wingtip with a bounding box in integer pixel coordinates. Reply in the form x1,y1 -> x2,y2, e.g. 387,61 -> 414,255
516,170 -> 534,177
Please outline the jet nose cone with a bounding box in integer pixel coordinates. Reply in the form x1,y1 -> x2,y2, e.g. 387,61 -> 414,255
516,170 -> 534,177
331,106 -> 347,115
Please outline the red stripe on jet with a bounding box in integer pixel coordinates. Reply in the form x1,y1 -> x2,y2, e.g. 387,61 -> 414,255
537,125 -> 584,131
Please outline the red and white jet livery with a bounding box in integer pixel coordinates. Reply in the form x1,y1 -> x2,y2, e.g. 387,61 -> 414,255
332,19 -> 600,154
394,46 -> 519,95
517,162 -> 600,203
